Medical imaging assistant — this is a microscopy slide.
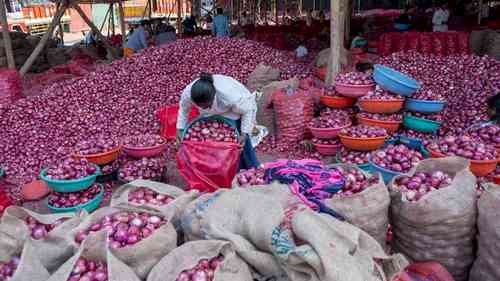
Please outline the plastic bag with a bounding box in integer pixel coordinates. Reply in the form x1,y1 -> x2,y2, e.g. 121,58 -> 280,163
272,87 -> 313,143
0,69 -> 22,106
176,140 -> 241,192
393,262 -> 455,281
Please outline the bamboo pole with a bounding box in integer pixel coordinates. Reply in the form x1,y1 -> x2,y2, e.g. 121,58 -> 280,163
176,0 -> 181,32
20,4 -> 66,76
0,0 -> 15,68
326,0 -> 346,85
118,0 -> 126,49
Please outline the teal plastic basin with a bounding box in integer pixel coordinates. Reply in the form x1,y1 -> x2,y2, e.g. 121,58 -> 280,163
403,115 -> 442,133
40,165 -> 101,193
47,184 -> 104,214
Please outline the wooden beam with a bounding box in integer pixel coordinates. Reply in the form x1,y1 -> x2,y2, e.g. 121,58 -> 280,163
110,3 -> 115,35
176,0 -> 181,33
326,0 -> 347,85
0,0 -> 15,68
118,0 -> 126,49
20,4 -> 66,76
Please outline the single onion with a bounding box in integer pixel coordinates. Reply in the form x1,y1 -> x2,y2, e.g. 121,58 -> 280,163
371,144 -> 424,173
48,184 -> 101,208
394,171 -> 453,201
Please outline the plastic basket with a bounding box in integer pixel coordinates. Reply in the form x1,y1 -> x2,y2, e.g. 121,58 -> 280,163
313,143 -> 342,156
335,83 -> 375,98
40,165 -> 101,193
47,184 -> 104,213
73,146 -> 122,166
181,115 -> 240,140
309,123 -> 351,139
157,105 -> 199,140
405,98 -> 446,113
403,115 -> 441,133
357,115 -> 402,133
358,99 -> 404,113
339,135 -> 387,151
373,64 -> 420,96
320,95 -> 357,108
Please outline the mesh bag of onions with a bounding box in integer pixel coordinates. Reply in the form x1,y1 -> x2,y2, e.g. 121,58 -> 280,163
469,183 -> 500,281
46,231 -> 141,281
146,240 -> 253,281
388,157 -> 477,281
69,206 -> 177,279
323,164 -> 390,248
0,206 -> 86,272
0,238 -> 50,281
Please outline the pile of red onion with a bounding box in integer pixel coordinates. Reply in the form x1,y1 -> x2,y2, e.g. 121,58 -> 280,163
394,171 -> 453,201
100,161 -> 120,176
67,257 -> 108,281
118,156 -> 166,182
411,89 -> 445,101
309,109 -> 351,129
45,158 -> 98,180
75,137 -> 120,156
235,167 -> 266,187
358,112 -> 403,122
48,184 -> 101,208
359,87 -> 403,101
408,112 -> 444,122
467,124 -> 500,147
312,138 -> 341,145
332,166 -> 378,196
123,134 -> 166,148
372,144 -> 424,173
75,211 -> 166,248
257,136 -> 322,160
398,129 -> 434,147
25,215 -> 67,240
176,255 -> 224,281
322,86 -> 342,97
183,120 -> 238,143
0,256 -> 20,280
427,135 -> 498,160
338,148 -> 371,165
128,187 -> 174,206
335,72 -> 374,85
340,125 -> 387,138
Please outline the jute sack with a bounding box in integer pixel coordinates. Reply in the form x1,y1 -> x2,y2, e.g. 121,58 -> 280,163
483,30 -> 500,59
147,240 -> 253,281
0,206 -> 86,272
247,63 -> 281,92
47,230 -> 141,281
181,184 -> 408,281
110,179 -> 199,228
469,183 -> 500,281
469,30 -> 489,55
324,164 -> 389,248
389,157 -> 477,281
0,238 -> 50,281
68,205 -> 177,279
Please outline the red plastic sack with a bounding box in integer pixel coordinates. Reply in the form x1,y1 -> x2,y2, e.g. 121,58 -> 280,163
419,33 -> 432,55
407,32 -> 420,50
457,32 -> 470,54
176,140 -> 241,192
433,33 -> 446,56
272,88 -> 313,143
392,262 -> 455,281
0,69 -> 22,106
157,105 -> 199,139
446,33 -> 458,55
0,186 -> 13,217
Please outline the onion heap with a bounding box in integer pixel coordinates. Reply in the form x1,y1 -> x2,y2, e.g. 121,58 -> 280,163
176,255 -> 224,281
358,112 -> 403,122
408,112 -> 444,122
0,256 -> 20,280
312,138 -> 340,145
372,144 -> 424,173
335,72 -> 374,85
183,120 -> 238,143
235,167 -> 266,187
128,187 -> 174,206
45,158 -> 97,180
338,148 -> 371,165
67,257 -> 108,281
100,161 -> 120,176
411,88 -> 445,101
48,184 -> 102,209
340,125 -> 387,138
25,216 -> 67,240
398,129 -> 434,147
75,137 -> 120,156
332,166 -> 378,196
118,156 -> 166,182
322,86 -> 342,97
123,134 -> 166,148
394,171 -> 453,201
257,136 -> 322,160
428,135 -> 498,160
309,109 -> 351,129
75,211 -> 166,248
467,124 -> 500,147
359,86 -> 403,101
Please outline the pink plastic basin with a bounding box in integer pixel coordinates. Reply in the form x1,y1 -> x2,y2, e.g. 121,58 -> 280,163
309,123 -> 351,139
335,83 -> 375,98
314,143 -> 342,156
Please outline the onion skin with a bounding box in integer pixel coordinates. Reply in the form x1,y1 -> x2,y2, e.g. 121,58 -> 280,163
176,255 -> 224,281
395,171 -> 453,202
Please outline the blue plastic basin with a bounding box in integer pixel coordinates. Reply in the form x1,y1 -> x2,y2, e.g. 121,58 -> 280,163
405,98 -> 446,113
403,115 -> 442,133
373,64 -> 420,96
47,184 -> 104,213
40,165 -> 101,193
394,23 -> 410,30
369,161 -> 405,184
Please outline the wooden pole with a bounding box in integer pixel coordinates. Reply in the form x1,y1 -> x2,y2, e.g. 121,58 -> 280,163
274,0 -> 278,24
99,4 -> 111,33
176,0 -> 181,32
118,0 -> 126,49
326,0 -> 346,85
110,3 -> 115,35
58,2 -> 65,46
0,0 -> 15,68
477,0 -> 482,25
148,0 -> 152,18
20,4 -> 66,76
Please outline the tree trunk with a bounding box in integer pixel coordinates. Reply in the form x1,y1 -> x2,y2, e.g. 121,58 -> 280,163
326,0 -> 347,85
0,0 -> 15,68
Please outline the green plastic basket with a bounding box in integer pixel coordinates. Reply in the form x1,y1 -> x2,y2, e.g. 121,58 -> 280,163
403,114 -> 442,133
47,184 -> 104,214
181,115 -> 240,141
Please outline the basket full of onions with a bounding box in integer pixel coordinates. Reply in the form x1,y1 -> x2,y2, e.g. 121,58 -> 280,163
336,147 -> 372,171
466,123 -> 500,152
182,116 -> 239,143
308,109 -> 352,139
403,112 -> 442,133
358,87 -> 405,114
319,86 -> 357,109
357,112 -> 403,133
338,125 -> 388,151
404,90 -> 446,113
334,72 -> 375,97
73,136 -> 122,165
47,183 -> 104,213
40,158 -> 101,192
123,134 -> 167,158
312,138 -> 342,156
370,144 -> 425,183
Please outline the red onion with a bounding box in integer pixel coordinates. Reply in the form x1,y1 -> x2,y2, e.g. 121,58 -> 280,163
100,161 -> 120,176
359,86 -> 403,101
45,158 -> 97,180
25,215 -> 68,240
335,72 -> 374,85
48,184 -> 101,208
398,129 -> 434,147
117,155 -> 166,182
340,125 -> 387,138
123,134 -> 166,147
128,187 -> 174,206
75,136 -> 120,156
428,135 -> 498,160
332,166 -> 378,196
467,124 -> 500,147
394,171 -> 453,201
358,112 -> 403,122
0,256 -> 20,280
67,257 -> 108,281
372,144 -> 424,173
322,86 -> 342,97
184,120 -> 238,143
408,112 -> 444,122
176,255 -> 224,281
257,136 -> 322,160
75,211 -> 166,248
338,147 -> 371,165
411,88 -> 445,101
235,167 -> 266,187
312,138 -> 341,145
309,108 -> 351,129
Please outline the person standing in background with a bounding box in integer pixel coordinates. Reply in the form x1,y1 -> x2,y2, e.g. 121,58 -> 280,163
432,3 -> 450,31
213,8 -> 230,37
125,20 -> 148,55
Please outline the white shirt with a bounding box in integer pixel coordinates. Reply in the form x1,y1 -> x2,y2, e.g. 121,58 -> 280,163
296,45 -> 308,58
176,75 -> 257,135
432,9 -> 449,32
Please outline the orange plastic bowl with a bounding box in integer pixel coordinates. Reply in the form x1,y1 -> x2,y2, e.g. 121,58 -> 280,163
320,95 -> 357,109
74,146 -> 122,165
338,135 -> 387,151
313,143 -> 342,156
469,159 -> 499,177
358,99 -> 404,114
309,123 -> 351,139
357,115 -> 402,133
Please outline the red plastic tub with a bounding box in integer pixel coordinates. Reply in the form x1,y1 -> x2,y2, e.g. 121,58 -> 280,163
158,105 -> 199,139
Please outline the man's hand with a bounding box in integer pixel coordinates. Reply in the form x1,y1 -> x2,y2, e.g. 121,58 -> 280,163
176,129 -> 184,146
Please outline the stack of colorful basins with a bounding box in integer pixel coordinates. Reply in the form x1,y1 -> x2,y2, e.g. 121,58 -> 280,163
73,136 -> 122,183
308,108 -> 352,156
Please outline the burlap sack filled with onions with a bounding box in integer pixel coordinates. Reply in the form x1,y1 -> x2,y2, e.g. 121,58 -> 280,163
47,231 -> 141,281
0,206 -> 86,272
110,179 -> 199,228
0,237 -> 50,281
181,184 -> 407,281
388,157 -> 477,281
469,183 -> 500,281
147,240 -> 253,281
68,205 -> 177,279
324,164 -> 390,248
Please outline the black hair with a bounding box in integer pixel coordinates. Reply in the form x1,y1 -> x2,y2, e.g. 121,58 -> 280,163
191,73 -> 216,105
217,8 -> 223,15
355,62 -> 373,72
487,93 -> 500,109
